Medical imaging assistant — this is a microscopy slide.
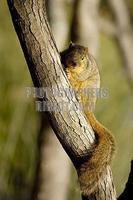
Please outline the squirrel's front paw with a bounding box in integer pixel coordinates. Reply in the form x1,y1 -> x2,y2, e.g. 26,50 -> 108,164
65,69 -> 71,80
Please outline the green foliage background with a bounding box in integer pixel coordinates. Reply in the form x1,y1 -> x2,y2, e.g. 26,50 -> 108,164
0,1 -> 133,200
0,2 -> 39,200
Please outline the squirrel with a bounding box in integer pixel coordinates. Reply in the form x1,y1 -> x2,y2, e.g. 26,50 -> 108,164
61,42 -> 116,196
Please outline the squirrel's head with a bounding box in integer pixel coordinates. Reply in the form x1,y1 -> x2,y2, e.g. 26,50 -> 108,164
61,42 -> 89,74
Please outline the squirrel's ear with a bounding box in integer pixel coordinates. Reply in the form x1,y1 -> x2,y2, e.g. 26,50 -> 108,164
69,41 -> 75,48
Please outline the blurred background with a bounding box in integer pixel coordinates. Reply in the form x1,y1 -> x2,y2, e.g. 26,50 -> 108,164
0,0 -> 133,200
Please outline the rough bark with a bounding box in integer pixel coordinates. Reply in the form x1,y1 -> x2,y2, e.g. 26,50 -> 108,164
32,1 -> 71,200
7,0 -> 116,199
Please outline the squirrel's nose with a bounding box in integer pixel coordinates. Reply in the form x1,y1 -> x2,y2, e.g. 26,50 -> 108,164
72,61 -> 77,67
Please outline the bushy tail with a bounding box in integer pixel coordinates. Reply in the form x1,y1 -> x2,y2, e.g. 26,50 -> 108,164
77,111 -> 115,196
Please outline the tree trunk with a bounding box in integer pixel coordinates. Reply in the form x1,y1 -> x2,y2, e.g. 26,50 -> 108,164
7,1 -> 116,199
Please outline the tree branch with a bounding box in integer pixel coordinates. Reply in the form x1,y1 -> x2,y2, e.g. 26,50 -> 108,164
7,0 -> 94,164
7,0 -> 116,199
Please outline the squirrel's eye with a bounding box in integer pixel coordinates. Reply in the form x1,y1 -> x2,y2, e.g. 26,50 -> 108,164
82,57 -> 84,60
